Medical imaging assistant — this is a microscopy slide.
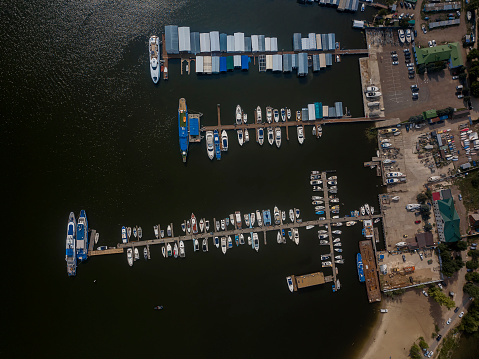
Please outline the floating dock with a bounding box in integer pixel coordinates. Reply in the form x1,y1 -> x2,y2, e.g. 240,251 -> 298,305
89,248 -> 124,256
359,240 -> 381,302
291,272 -> 333,291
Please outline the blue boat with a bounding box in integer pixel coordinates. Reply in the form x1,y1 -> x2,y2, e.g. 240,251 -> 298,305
262,210 -> 272,226
235,234 -> 239,246
76,210 -> 89,262
65,212 -> 77,276
214,129 -> 221,160
178,98 -> 189,162
316,211 -> 325,215
357,253 -> 365,283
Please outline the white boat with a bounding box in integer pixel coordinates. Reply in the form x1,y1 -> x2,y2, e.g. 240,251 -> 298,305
166,225 -> 171,237
361,3 -> 365,11
221,219 -> 225,231
360,206 -> 365,216
312,125 -> 316,136
286,276 -> 294,292
244,128 -> 249,143
181,223 -> 186,232
256,106 -> 262,123
206,131 -> 215,160
134,248 -> 139,260
199,218 -> 205,233
243,112 -> 248,124
392,196 -> 400,202
273,109 -> 279,122
286,108 -> 291,120
282,211 -> 286,222
194,239 -> 199,252
253,232 -> 259,252
315,206 -> 325,210
295,208 -> 300,221
334,242 -> 342,247
127,248 -> 133,266
179,241 -> 185,257
202,238 -> 208,252
318,234 -> 329,239
275,127 -> 281,148
247,235 -> 252,246
267,127 -> 274,145
166,243 -> 172,257
319,240 -> 329,245
277,231 -> 282,243
250,212 -> 256,227
237,129 -> 244,146
95,232 -> 99,244
266,107 -> 273,123
236,105 -> 242,125
221,237 -> 227,254
239,234 -> 245,245
318,230 -> 328,234
312,196 -> 323,200
154,225 -> 159,238
257,127 -> 264,145
332,230 -> 342,235
227,235 -> 233,248
306,225 -> 315,230
289,209 -> 294,222
127,227 -> 131,239
371,206 -> 375,215
398,29 -> 405,44
366,91 -> 381,99
256,210 -> 263,227
293,228 -> 299,245
346,221 -> 357,226
332,222 -> 342,227
334,248 -> 342,253
121,226 -> 128,244
322,261 -> 332,268
143,247 -> 148,260
149,36 -> 160,84
387,171 -> 405,178
162,246 -> 166,258
205,220 -> 210,232
221,130 -> 229,152
330,198 -> 339,203
244,214 -> 250,228
365,204 -> 370,215
173,242 -> 178,258
297,126 -> 304,144
333,238 -> 341,243
405,29 -> 411,43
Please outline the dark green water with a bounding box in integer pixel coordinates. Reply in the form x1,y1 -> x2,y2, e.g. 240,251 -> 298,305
2,1 -> 383,357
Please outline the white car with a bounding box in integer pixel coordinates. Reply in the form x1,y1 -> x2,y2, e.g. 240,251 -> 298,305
428,41 -> 433,47
422,290 -> 429,297
459,311 -> 464,318
438,283 -> 443,289
427,351 -> 434,358
446,318 -> 451,325
452,76 -> 459,80
392,61 -> 399,65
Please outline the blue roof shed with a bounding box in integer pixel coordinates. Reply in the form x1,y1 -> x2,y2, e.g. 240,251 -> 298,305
220,57 -> 227,72
241,55 -> 249,70
189,117 -> 199,136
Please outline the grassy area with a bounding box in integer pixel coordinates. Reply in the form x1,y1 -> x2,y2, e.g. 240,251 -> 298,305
455,170 -> 479,211
438,329 -> 460,359
365,126 -> 378,143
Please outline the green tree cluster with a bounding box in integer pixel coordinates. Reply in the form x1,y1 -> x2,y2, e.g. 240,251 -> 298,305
465,272 -> 479,282
417,192 -> 429,204
409,114 -> 425,123
466,260 -> 479,270
458,295 -> 479,334
418,337 -> 429,350
439,243 -> 464,277
428,286 -> 456,309
436,107 -> 454,118
464,282 -> 479,298
467,49 -> 479,62
455,241 -> 468,251
410,343 -> 422,359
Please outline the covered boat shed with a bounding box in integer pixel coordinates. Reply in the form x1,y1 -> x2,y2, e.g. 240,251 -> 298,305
293,33 -> 302,51
227,35 -> 234,53
210,31 -> 220,52
258,35 -> 265,52
200,33 -> 211,53
323,106 -> 329,118
265,37 -> 271,52
189,116 -> 199,136
220,57 -> 227,72
204,56 -> 212,74
298,53 -> 308,76
326,53 -> 333,66
234,32 -> 245,52
315,102 -> 323,119
321,34 -> 328,50
283,54 -> 292,72
234,55 -> 241,68
165,25 -> 179,54
308,33 -> 316,50
241,55 -> 249,70
195,56 -> 204,73
220,33 -> 227,52
212,56 -> 220,73
245,37 -> 252,52
190,32 -> 200,54
178,26 -> 191,52
329,107 -> 337,118
312,55 -> 320,72
266,55 -> 273,70
226,56 -> 234,70
272,54 -> 282,72
316,34 -> 322,50
292,54 -> 298,68
301,38 -> 309,50
308,104 -> 316,121
251,35 -> 259,52
335,102 -> 344,117
270,37 -> 278,52
302,108 -> 308,122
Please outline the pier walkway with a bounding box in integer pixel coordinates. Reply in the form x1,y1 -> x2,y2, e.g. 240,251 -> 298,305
359,240 -> 381,302
117,213 -> 382,249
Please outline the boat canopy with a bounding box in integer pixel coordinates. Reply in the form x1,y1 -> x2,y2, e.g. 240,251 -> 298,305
283,54 -> 292,72
241,55 -> 249,70
219,56 -> 227,72
210,31 -> 220,52
200,33 -> 211,53
234,32 -> 245,52
298,53 -> 308,76
190,32 -> 200,54
272,54 -> 282,72
293,33 -> 302,51
234,55 -> 241,68
189,117 -> 199,136
219,33 -> 227,52
312,55 -> 320,72
308,33 -> 316,50
244,37 -> 251,52
265,37 -> 271,52
212,56 -> 220,73
165,25 -> 179,54
178,26 -> 191,52
251,35 -> 259,52
195,56 -> 204,73
226,35 -> 234,53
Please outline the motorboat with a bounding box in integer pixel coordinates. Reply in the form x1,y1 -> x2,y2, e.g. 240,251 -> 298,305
289,209 -> 294,223
273,109 -> 279,122
239,234 -> 245,245
322,261 -> 332,268
199,218 -> 205,233
221,130 -> 229,152
256,210 -> 263,227
149,36 -> 160,84
134,248 -> 140,261
365,204 -> 370,215
398,29 -> 405,44
276,231 -> 282,244
179,241 -> 185,258
206,131 -> 215,160
312,200 -> 324,205
127,248 -> 133,266
187,220 -> 191,233
286,276 -> 294,292
332,230 -> 342,235
191,213 -> 198,234
194,239 -> 199,252
392,196 -> 400,202
281,108 -> 286,122
315,206 -> 325,210
258,127 -> 264,145
181,223 -> 185,233
253,232 -> 259,252
235,235 -> 240,246
317,125 -> 322,137
214,129 -> 221,160
297,126 -> 304,144
121,226 -> 128,244
335,259 -> 345,264
243,112 -> 248,124
244,213 -> 250,228
154,305 -> 163,310
167,243 -> 172,257
333,238 -> 341,243
274,206 -> 281,225
306,225 -> 315,230
312,125 -> 316,136
293,228 -> 299,245
244,128 -> 249,143
332,222 -> 342,227
225,217 -> 229,227
288,230 -> 292,240
237,129 -> 244,146
216,220 -> 220,232
328,176 -> 337,180
335,248 -> 343,253
248,235 -> 252,246
275,127 -> 281,148
256,106 -> 262,123
286,108 -> 291,120
366,91 -> 381,99
138,227 -> 143,239
360,206 -> 365,216
161,246 -> 166,258
267,127 -> 274,145
266,107 -> 273,123
318,234 -> 329,239
173,243 -> 178,258
221,237 -> 227,254
205,220 -> 210,232
365,86 -> 379,93
330,198 -> 339,203
143,247 -> 148,260
321,254 -> 330,260
221,219 -> 225,231
346,221 -> 357,226
282,211 -> 286,222
250,212 -> 256,227
334,243 -> 342,247
236,105 -> 242,125
318,230 -> 327,234
296,110 -> 301,121
313,186 -> 323,192
319,240 -> 329,245
295,208 -> 300,221
127,227 -> 131,239
202,238 -> 208,252
214,236 -> 219,248
310,180 -> 322,185
167,225 -> 171,237
312,196 -> 323,200
230,214 -> 235,225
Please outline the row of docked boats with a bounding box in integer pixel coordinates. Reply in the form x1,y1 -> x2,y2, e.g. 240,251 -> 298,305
359,203 -> 375,217
65,210 -> 90,276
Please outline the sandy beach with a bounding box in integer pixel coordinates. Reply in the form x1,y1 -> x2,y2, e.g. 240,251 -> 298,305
357,290 -> 440,359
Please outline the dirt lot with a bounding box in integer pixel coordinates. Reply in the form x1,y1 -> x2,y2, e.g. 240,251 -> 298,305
378,247 -> 441,290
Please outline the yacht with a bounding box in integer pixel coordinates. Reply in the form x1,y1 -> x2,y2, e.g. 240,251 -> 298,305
332,230 -> 342,235
127,227 -> 131,239
221,237 -> 227,254
127,248 -> 133,266
274,206 -> 281,225
297,126 -> 304,144
179,241 -> 185,258
306,225 -> 315,230
149,36 -> 160,84
319,240 -> 329,245
181,223 -> 185,232
286,108 -> 291,120
221,219 -> 225,231
138,227 -> 143,239
206,131 -> 214,160
191,213 -> 198,234
237,129 -> 244,146
239,234 -> 245,245
312,125 -> 316,136
267,127 -> 274,145
121,226 -> 128,244
202,238 -> 208,252
187,220 -> 191,233
281,108 -> 286,122
167,224 -> 171,237
398,29 -> 405,44
244,213 -> 250,228
365,204 -> 370,215
248,235 -> 252,246
257,127 -> 264,145
142,248 -> 147,260
405,29 -> 411,43
335,248 -> 343,253
244,128 -> 249,143
153,225 -> 159,238
236,105 -> 242,125
289,209 -> 294,222
266,107 -> 273,123
194,239 -> 199,252
293,228 -> 299,245
275,127 -> 281,148
167,243 -> 172,257
253,232 -> 259,252
256,210 -> 263,227
273,109 -> 279,122
282,211 -> 286,222
360,206 -> 366,216
221,130 -> 229,152
286,276 -> 294,292
134,248 -> 140,261
214,236 -> 220,248
250,212 -> 256,227
256,106 -> 262,123
205,220 -> 210,232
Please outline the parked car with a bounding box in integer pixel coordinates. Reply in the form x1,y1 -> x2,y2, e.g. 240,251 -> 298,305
402,254 -> 406,262
458,194 -> 462,200
393,61 -> 399,65
458,94 -> 464,99
422,290 -> 429,297
436,334 -> 442,341
438,283 -> 443,289
459,311 -> 464,318
454,307 -> 459,313
427,351 -> 434,358
446,318 -> 451,325
452,75 -> 459,80
419,253 -> 424,261
415,220 -> 421,224
428,41 -> 433,47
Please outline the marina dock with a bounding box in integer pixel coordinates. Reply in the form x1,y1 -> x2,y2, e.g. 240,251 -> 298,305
291,272 -> 333,291
359,240 -> 381,302
89,248 -> 124,256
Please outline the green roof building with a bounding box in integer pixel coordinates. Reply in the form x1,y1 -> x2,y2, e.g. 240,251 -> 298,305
423,109 -> 438,120
433,198 -> 461,243
415,42 -> 463,69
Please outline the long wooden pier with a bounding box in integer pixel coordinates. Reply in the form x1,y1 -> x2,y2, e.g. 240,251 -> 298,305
359,240 -> 381,302
321,171 -> 338,289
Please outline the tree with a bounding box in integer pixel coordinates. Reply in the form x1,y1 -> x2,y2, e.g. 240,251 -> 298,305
467,49 -> 479,61
400,18 -> 410,28
428,286 -> 456,309
465,272 -> 479,282
464,282 -> 479,298
420,204 -> 430,213
459,73 -> 468,81
471,81 -> 479,97
458,300 -> 479,334
378,9 -> 389,16
456,241 -> 468,251
425,188 -> 433,200
466,260 -> 479,270
419,338 -> 429,350
469,64 -> 479,80
424,223 -> 433,232
417,193 -> 428,204
410,344 -> 422,359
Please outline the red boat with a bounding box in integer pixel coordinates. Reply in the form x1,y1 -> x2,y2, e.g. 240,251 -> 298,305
191,213 -> 198,234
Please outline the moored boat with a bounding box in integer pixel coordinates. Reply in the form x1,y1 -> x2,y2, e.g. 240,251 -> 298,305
236,105 -> 242,125
237,129 -> 244,146
127,248 -> 133,266
257,127 -> 264,145
173,242 -> 178,258
267,127 -> 274,145
235,211 -> 242,229
275,127 -> 281,148
286,276 -> 294,292
199,218 -> 204,233
154,225 -> 159,238
221,130 -> 229,152
244,128 -> 249,143
253,232 -> 259,252
206,131 -> 215,160
357,253 -> 365,282
221,237 -> 227,254
194,239 -> 199,252
281,108 -> 286,122
65,212 -> 77,276
214,236 -> 220,248
167,243 -> 172,257
256,106 -> 262,123
214,129 -> 221,160
266,106 -> 273,123
289,209 -> 294,222
178,98 -> 189,162
297,126 -> 304,144
205,220 -> 210,232
256,210 -> 263,227
286,108 -> 291,120
149,36 -> 160,84
122,226 -> 128,244
179,241 -> 185,258
273,109 -> 279,122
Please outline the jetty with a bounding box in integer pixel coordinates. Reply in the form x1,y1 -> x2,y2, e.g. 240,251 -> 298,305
359,240 -> 381,302
290,272 -> 333,291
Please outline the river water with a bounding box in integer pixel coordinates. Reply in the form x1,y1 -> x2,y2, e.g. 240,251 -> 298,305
2,1 -> 383,357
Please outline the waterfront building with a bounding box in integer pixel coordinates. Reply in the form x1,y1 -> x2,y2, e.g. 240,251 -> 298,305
432,190 -> 461,243
415,43 -> 463,69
